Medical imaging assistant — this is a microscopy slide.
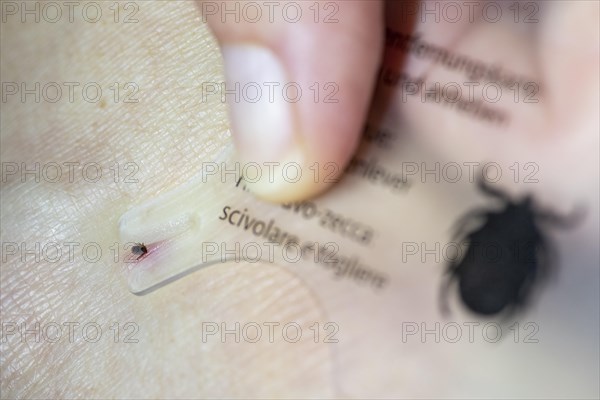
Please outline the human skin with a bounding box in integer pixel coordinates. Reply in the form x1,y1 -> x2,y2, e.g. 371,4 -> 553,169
1,1 -> 599,398
2,3 -> 337,397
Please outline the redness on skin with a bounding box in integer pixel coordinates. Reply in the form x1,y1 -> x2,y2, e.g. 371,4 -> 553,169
128,240 -> 169,265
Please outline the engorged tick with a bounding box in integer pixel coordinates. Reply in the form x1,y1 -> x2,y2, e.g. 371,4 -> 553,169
440,178 -> 582,316
132,243 -> 148,260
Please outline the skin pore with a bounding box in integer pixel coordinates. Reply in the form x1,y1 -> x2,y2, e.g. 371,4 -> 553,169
1,1 -> 598,398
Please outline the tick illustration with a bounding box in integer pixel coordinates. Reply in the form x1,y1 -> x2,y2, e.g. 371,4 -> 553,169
132,243 -> 148,260
441,178 -> 582,316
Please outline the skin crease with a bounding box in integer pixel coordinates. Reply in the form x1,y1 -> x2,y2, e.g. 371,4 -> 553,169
1,1 -> 598,399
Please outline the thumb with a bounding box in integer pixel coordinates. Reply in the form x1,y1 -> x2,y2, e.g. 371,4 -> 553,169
199,1 -> 384,202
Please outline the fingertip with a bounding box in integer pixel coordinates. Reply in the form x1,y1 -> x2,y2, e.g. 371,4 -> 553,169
199,1 -> 384,202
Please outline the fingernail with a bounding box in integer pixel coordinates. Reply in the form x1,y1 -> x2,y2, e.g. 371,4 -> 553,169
222,45 -> 315,202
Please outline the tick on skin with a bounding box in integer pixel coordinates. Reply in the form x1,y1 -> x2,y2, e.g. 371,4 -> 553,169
132,243 -> 148,260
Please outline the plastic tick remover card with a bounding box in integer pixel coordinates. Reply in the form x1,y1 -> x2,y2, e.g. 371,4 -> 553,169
118,14 -> 598,398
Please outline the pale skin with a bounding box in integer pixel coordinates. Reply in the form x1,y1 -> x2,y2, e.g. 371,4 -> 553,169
1,1 -> 598,398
